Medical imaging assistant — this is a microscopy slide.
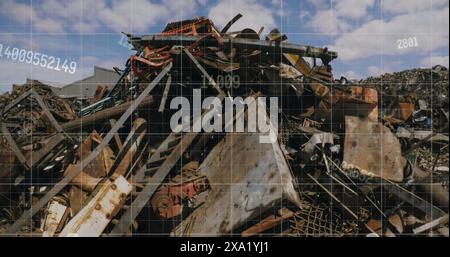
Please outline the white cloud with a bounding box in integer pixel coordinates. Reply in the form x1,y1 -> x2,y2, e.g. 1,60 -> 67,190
0,34 -> 39,51
271,0 -> 289,17
382,0 -> 448,14
79,56 -> 124,72
342,70 -> 361,79
421,55 -> 449,67
164,0 -> 201,18
331,7 -> 449,61
38,0 -> 106,33
208,0 -> 276,33
34,18 -> 65,33
306,0 -> 329,9
299,10 -> 311,20
0,0 -> 201,92
305,0 -> 374,34
98,0 -> 169,33
1,0 -> 203,34
0,0 -> 36,24
367,65 -> 383,76
367,65 -> 395,77
0,0 -> 96,33
335,0 -> 375,19
306,9 -> 351,34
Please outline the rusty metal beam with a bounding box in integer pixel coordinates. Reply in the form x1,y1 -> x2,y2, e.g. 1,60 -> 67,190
241,208 -> 294,237
61,96 -> 154,131
109,119 -> 123,150
26,133 -> 66,169
108,118 -> 147,177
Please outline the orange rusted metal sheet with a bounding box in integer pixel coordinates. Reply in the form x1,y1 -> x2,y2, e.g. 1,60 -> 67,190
398,102 -> 415,121
108,118 -> 147,177
241,208 -> 294,237
342,116 -> 406,182
315,85 -> 378,121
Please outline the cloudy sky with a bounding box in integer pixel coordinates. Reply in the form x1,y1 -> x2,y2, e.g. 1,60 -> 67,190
0,0 -> 448,93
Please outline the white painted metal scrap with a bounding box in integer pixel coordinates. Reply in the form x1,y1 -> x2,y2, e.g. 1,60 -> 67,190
41,200 -> 68,237
59,175 -> 132,237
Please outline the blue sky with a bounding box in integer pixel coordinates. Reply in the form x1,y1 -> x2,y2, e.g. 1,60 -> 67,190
0,0 -> 448,93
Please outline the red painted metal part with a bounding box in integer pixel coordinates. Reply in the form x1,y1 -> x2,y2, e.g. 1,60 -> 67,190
151,176 -> 210,219
130,55 -> 172,77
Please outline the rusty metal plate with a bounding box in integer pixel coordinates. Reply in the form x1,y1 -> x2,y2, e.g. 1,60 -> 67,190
172,130 -> 302,236
342,116 -> 406,182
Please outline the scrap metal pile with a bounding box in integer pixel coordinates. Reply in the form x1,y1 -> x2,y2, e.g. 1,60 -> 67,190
0,15 -> 448,237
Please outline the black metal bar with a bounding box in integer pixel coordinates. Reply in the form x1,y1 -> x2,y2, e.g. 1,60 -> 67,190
105,50 -> 142,99
1,124 -> 28,169
221,13 -> 243,34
